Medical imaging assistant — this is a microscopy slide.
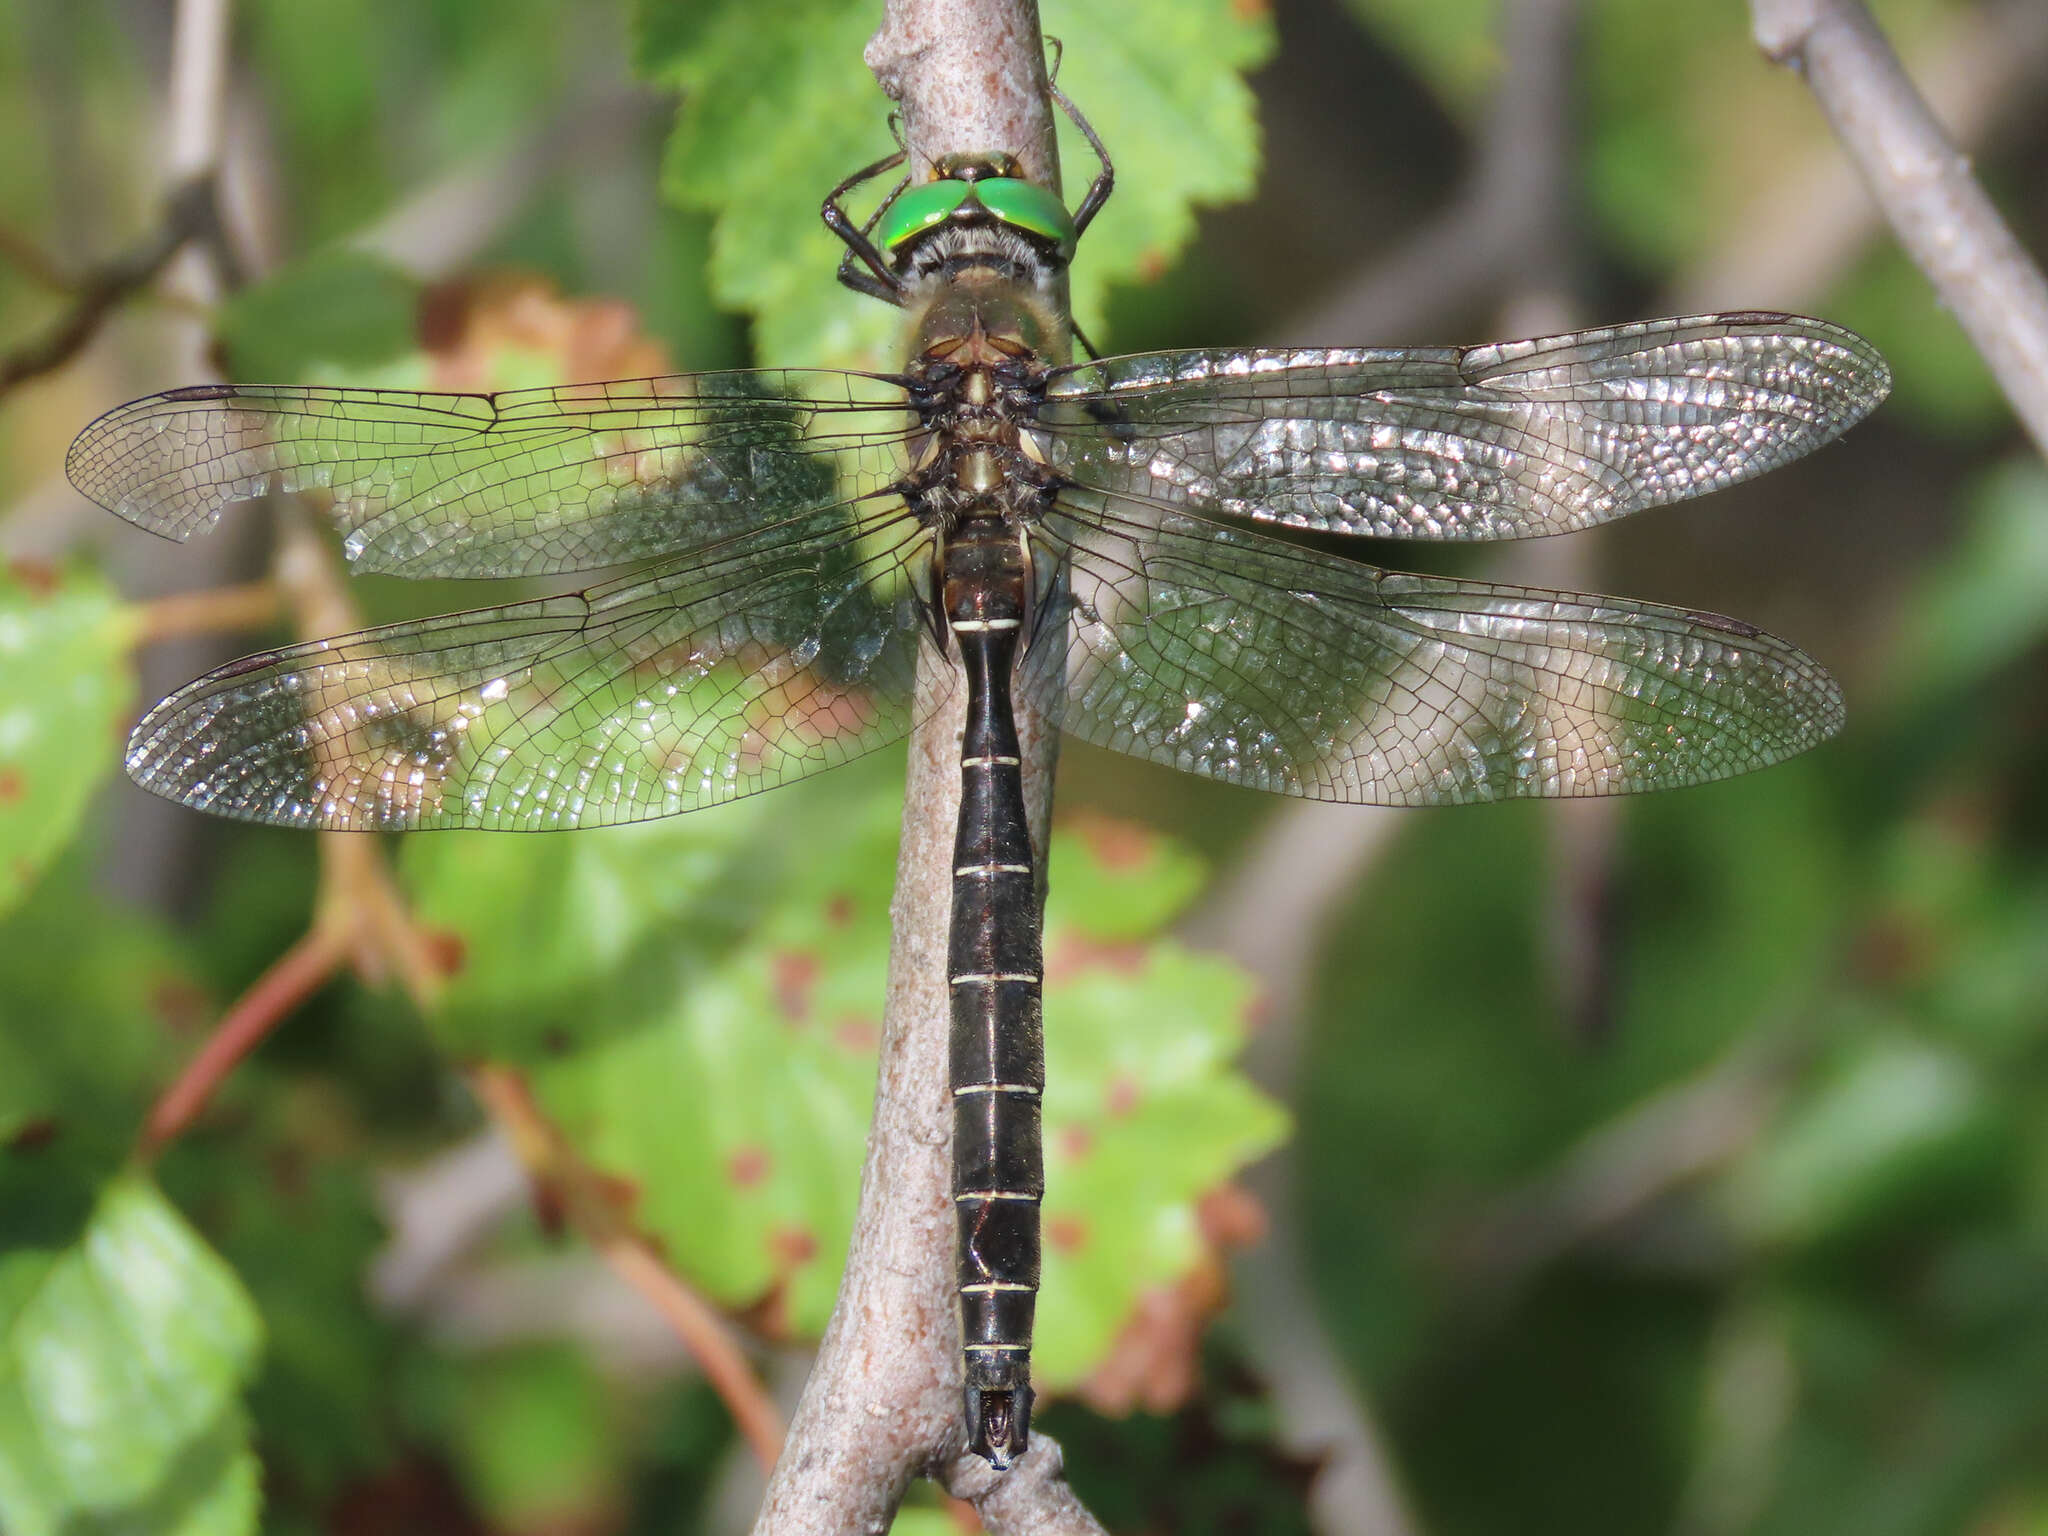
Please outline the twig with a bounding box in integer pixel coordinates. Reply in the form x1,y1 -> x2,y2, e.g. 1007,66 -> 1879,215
134,810 -> 455,1153
752,4 -> 1098,1533
109,0 -> 241,916
1674,0 -> 2048,310
1751,0 -> 2048,459
1442,1037 -> 1802,1298
0,224 -> 74,290
0,176 -> 218,397
130,578 -> 283,646
138,923 -> 350,1153
1277,0 -> 1579,345
468,1065 -> 788,1473
166,0 -> 231,185
352,87 -> 663,280
159,0 -> 234,350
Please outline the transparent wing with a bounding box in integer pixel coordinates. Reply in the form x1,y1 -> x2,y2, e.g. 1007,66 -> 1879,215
67,370 -> 916,578
125,507 -> 930,830
1029,493 -> 1841,806
1040,313 -> 1889,542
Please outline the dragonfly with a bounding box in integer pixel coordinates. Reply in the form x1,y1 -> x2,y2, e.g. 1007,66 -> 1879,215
67,88 -> 1888,1469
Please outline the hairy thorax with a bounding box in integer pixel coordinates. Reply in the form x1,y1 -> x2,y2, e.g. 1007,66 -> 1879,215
901,261 -> 1067,530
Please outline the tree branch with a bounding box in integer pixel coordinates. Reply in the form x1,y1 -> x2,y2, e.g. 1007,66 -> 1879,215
1276,0 -> 1580,345
130,578 -> 282,646
1675,0 -> 2048,311
752,4 -> 1097,1532
1751,0 -> 2048,459
0,176 -> 218,398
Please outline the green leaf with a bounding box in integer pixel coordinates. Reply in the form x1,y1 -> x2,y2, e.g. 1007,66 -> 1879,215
521,773 -> 1281,1385
638,0 -> 1273,365
0,561 -> 136,921
1040,0 -> 1275,339
643,0 -> 901,370
0,1176 -> 263,1536
1729,1037 -> 2012,1251
0,860 -> 207,1154
1036,827 -> 1288,1384
1048,809 -> 1209,941
215,247 -> 418,381
1888,460 -> 2048,707
531,781 -> 901,1328
404,799 -> 774,1061
435,1346 -> 620,1530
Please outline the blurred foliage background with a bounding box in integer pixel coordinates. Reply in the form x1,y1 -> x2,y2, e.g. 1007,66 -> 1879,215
3,1 -> 2047,1533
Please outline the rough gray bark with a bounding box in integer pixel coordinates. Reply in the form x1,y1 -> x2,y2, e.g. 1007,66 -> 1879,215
751,3 -> 1094,1531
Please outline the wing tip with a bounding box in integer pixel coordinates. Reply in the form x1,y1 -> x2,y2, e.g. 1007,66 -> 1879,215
65,396 -> 214,543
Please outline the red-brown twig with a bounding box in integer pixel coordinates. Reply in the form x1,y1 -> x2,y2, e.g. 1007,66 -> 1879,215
135,827 -> 456,1155
467,1064 -> 787,1473
139,923 -> 350,1153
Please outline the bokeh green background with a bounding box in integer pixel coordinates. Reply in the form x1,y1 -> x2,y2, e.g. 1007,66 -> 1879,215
3,2 -> 2046,1533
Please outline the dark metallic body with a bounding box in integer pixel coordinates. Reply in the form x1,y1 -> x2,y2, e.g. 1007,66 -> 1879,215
899,275 -> 1073,1466
830,110 -> 1108,1464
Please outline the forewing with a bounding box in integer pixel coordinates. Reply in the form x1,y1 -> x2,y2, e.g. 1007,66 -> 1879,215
67,370 -> 915,578
1031,494 -> 1841,806
125,510 -> 929,830
1040,314 -> 1888,541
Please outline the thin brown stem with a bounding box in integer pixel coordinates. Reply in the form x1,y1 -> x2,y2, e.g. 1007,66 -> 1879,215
130,579 -> 283,646
0,176 -> 218,398
134,822 -> 458,1154
139,923 -> 349,1154
468,1065 -> 787,1473
0,224 -> 75,291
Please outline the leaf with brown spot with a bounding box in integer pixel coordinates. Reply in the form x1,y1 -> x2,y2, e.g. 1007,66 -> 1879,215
726,1146 -> 772,1188
830,1015 -> 880,1054
520,774 -> 901,1334
1034,826 -> 1288,1392
1045,1215 -> 1092,1257
1080,1184 -> 1268,1417
0,562 -> 137,920
769,949 -> 820,1023
768,1224 -> 818,1271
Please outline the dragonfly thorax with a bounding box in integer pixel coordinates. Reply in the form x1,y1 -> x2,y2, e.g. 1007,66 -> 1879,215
901,290 -> 1061,534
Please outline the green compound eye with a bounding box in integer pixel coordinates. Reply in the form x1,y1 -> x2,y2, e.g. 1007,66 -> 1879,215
879,179 -> 972,253
975,177 -> 1077,257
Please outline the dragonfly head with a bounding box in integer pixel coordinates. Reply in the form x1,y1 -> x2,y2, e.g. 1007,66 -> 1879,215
880,152 -> 1079,270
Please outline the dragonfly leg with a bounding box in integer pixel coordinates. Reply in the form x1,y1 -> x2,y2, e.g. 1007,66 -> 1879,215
823,149 -> 910,301
1044,46 -> 1114,238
